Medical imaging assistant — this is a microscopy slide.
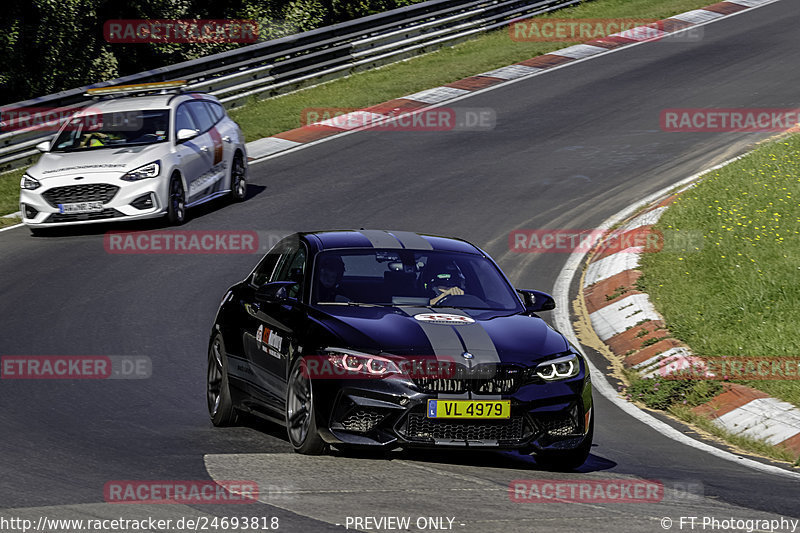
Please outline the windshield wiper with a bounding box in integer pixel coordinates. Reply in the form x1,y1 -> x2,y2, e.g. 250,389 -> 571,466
429,305 -> 492,310
316,301 -> 387,307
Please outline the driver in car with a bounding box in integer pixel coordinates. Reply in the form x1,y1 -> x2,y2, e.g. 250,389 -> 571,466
81,132 -> 109,148
316,255 -> 349,303
425,263 -> 466,305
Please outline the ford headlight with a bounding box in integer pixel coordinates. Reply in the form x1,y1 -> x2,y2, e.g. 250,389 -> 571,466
20,174 -> 41,190
121,161 -> 160,181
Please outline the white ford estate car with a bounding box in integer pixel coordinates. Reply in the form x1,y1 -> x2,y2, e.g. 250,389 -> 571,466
19,81 -> 248,234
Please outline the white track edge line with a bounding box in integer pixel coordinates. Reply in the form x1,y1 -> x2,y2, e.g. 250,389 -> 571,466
552,155 -> 800,480
0,220 -> 23,232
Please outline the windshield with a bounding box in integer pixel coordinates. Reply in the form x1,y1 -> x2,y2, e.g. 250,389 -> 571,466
51,109 -> 170,152
313,249 -> 522,311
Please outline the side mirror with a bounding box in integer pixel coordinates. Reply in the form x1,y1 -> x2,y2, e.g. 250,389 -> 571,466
35,140 -> 51,153
255,281 -> 297,303
518,289 -> 556,312
176,128 -> 198,142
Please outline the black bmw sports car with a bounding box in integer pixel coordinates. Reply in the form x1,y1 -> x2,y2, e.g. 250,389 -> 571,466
207,230 -> 593,469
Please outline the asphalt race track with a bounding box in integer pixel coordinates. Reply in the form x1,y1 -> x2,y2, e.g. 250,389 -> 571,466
1,2 -> 799,532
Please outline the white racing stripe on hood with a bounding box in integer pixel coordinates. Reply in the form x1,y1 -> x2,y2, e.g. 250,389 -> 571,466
449,315 -> 502,366
445,310 -> 503,401
399,307 -> 505,401
400,307 -> 501,365
401,307 -> 464,358
400,307 -> 470,399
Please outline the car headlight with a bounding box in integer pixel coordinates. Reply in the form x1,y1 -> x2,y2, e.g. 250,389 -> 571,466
20,174 -> 41,190
323,348 -> 401,377
121,161 -> 160,181
534,353 -> 581,381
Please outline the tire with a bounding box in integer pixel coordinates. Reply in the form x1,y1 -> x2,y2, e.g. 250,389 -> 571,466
285,357 -> 327,455
535,413 -> 594,471
207,334 -> 238,427
229,152 -> 247,202
167,173 -> 186,225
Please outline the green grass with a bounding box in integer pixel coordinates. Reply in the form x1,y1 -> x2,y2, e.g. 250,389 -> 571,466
639,134 -> 800,407
625,372 -> 722,410
0,216 -> 21,228
0,168 -> 24,216
605,285 -> 630,301
230,0 -> 714,140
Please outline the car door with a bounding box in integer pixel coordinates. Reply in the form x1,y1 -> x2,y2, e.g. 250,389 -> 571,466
233,243 -> 282,411
184,100 -> 225,202
173,103 -> 210,196
205,100 -> 238,173
242,237 -> 309,411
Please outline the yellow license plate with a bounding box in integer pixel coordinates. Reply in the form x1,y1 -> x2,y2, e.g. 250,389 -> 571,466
426,400 -> 510,419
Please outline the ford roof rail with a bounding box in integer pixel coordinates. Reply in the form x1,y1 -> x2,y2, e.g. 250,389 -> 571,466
84,80 -> 189,98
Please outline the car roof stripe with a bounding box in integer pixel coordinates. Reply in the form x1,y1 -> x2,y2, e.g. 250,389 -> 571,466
358,229 -> 402,248
389,231 -> 433,250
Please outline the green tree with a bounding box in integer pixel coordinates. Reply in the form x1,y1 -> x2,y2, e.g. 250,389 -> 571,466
0,0 -> 424,105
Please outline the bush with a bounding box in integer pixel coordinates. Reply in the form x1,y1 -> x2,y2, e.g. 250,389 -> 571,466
0,0 -> 425,105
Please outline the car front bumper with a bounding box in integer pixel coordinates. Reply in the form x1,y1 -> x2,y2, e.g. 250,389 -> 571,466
312,375 -> 593,453
20,172 -> 169,227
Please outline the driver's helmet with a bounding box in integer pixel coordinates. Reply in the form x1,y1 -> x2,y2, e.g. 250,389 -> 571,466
318,254 -> 345,278
424,261 -> 466,293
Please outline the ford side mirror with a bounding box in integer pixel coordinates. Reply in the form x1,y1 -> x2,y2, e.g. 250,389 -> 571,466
518,289 -> 556,312
176,128 -> 198,142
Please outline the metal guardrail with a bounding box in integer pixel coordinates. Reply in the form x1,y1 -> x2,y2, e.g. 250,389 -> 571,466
0,0 -> 583,173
